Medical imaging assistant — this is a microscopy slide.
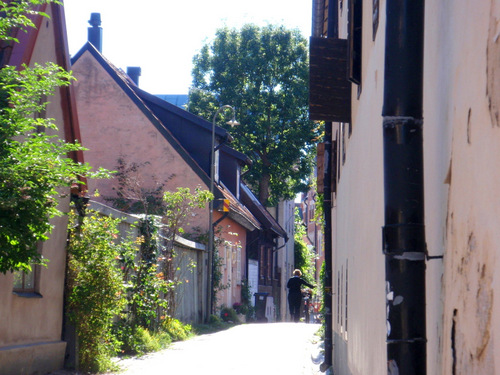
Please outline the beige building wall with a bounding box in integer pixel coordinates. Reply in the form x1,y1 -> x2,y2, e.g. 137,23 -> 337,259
72,51 -> 209,232
0,6 -> 69,374
427,1 -> 500,373
331,0 -> 500,374
332,2 -> 386,374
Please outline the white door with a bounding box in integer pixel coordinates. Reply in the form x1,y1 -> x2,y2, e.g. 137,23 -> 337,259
248,259 -> 259,306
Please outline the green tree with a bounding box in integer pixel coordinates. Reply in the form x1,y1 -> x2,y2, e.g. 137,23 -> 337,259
119,217 -> 169,333
187,24 -> 320,205
67,209 -> 128,372
293,208 -> 315,283
0,1 -> 108,273
0,0 -> 56,43
161,187 -> 212,317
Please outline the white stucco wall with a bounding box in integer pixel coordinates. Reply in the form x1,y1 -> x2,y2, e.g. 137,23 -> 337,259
333,2 -> 387,372
0,5 -> 70,374
332,0 -> 500,374
426,1 -> 500,373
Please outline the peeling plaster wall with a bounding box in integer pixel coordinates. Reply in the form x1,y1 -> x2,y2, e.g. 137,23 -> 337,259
487,0 -> 500,128
425,0 -> 500,373
331,0 -> 500,374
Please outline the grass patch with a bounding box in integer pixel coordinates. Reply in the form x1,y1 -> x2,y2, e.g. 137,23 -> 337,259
191,315 -> 239,335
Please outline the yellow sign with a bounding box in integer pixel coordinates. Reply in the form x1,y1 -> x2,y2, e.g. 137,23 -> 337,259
222,199 -> 230,212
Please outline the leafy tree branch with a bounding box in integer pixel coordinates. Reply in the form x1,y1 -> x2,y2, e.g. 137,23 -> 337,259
188,24 -> 320,205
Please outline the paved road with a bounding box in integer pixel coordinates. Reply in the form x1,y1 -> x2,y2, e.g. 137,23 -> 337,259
111,322 -> 322,375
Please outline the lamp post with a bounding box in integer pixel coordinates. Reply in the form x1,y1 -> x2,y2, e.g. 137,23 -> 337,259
207,105 -> 239,319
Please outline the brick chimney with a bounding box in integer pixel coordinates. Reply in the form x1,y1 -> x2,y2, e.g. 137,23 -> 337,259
127,67 -> 141,86
88,13 -> 102,52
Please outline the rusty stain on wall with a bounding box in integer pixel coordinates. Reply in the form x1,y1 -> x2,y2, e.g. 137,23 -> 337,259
487,0 -> 500,127
451,230 -> 495,373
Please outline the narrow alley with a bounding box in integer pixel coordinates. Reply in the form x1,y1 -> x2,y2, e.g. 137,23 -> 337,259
110,323 -> 321,375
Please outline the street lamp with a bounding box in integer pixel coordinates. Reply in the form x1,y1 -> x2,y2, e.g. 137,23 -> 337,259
207,105 -> 239,319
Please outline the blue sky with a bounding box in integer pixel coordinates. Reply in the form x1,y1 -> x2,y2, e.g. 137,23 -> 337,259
63,0 -> 312,95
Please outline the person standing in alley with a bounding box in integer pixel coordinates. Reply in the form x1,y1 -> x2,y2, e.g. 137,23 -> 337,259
287,269 -> 315,322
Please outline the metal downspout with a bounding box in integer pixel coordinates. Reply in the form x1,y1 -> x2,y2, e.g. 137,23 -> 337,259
321,121 -> 333,372
382,1 -> 426,374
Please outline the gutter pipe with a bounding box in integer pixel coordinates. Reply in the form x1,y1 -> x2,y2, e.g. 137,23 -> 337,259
321,121 -> 333,372
382,1 -> 427,374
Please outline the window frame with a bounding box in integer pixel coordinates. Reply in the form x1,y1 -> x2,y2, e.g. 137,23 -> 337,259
348,0 -> 363,86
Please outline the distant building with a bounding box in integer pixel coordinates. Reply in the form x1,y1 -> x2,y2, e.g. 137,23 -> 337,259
155,94 -> 189,108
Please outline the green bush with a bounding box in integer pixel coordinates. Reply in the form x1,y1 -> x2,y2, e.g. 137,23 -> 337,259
67,209 -> 129,372
220,306 -> 239,323
162,318 -> 192,341
208,314 -> 222,324
114,322 -> 172,356
115,318 -> 192,356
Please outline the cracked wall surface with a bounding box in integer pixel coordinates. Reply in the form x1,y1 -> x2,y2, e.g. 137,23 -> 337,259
487,0 -> 500,127
429,1 -> 500,373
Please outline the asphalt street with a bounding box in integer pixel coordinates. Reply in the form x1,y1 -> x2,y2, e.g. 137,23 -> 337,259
110,322 -> 322,375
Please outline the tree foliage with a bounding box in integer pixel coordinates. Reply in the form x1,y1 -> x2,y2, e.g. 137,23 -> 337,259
0,63 -> 108,273
119,216 -> 169,332
0,0 -> 108,273
188,24 -> 319,205
0,0 -> 57,43
293,208 -> 315,283
67,209 -> 128,372
161,187 -> 212,317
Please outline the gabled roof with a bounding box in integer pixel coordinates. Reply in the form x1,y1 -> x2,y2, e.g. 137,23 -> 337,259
217,183 -> 261,231
131,85 -> 230,143
220,144 -> 252,166
130,85 -> 239,177
240,183 -> 288,240
71,42 -> 214,190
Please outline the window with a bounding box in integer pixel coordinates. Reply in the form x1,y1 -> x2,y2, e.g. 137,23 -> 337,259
341,123 -> 347,165
341,265 -> 344,333
348,0 -> 363,86
13,243 -> 42,295
13,268 -> 36,291
13,264 -> 40,296
345,260 -> 349,338
337,271 -> 341,326
373,0 -> 379,40
235,245 -> 241,282
259,246 -> 265,280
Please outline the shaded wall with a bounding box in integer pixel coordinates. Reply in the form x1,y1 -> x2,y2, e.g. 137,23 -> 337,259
330,0 -> 500,374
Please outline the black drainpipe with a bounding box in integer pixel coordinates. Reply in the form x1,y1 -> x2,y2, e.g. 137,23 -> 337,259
321,121 -> 333,372
382,1 -> 426,374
